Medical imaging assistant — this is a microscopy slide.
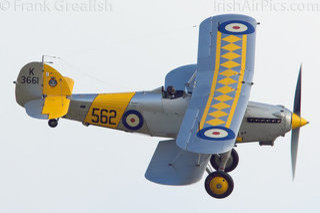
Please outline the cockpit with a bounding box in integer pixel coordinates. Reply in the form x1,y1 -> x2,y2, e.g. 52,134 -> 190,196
163,85 -> 185,99
163,64 -> 197,100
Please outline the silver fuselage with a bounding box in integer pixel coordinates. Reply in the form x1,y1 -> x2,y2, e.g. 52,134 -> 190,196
65,91 -> 292,145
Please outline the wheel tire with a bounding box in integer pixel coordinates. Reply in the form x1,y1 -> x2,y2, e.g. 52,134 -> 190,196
210,149 -> 239,173
48,119 -> 58,128
204,171 -> 234,199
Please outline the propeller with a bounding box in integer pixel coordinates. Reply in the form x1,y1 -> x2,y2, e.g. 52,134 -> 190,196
291,65 -> 308,180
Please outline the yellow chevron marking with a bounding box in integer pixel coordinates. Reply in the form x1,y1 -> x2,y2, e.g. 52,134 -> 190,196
218,77 -> 238,85
214,94 -> 233,102
222,43 -> 241,51
222,52 -> 240,60
216,86 -> 235,94
206,118 -> 225,126
209,111 -> 228,118
220,70 -> 239,77
199,31 -> 222,130
221,61 -> 240,69
223,35 -> 241,43
212,102 -> 230,110
226,35 -> 247,128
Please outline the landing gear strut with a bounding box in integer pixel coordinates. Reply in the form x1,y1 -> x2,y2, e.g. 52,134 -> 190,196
48,119 -> 58,128
204,149 -> 238,199
210,149 -> 239,173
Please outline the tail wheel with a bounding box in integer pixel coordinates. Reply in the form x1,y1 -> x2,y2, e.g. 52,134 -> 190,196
204,171 -> 234,199
210,148 -> 239,173
48,119 -> 58,128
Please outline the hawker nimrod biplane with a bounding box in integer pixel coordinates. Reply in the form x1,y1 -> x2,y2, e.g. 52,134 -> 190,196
15,14 -> 308,199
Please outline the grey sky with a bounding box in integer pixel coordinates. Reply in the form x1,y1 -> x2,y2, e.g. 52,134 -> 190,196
1,0 -> 319,212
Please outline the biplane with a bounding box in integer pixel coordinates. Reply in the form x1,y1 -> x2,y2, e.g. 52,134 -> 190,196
15,14 -> 308,199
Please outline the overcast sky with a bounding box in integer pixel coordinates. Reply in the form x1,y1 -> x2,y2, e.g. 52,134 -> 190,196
1,0 -> 320,212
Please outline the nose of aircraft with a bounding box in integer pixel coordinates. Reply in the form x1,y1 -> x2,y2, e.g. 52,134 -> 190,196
291,113 -> 309,130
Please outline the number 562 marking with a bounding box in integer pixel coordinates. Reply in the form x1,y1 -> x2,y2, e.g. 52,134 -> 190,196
91,108 -> 117,125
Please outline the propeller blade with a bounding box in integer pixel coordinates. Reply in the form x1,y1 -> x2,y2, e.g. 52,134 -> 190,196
291,128 -> 300,180
291,64 -> 304,180
293,65 -> 302,116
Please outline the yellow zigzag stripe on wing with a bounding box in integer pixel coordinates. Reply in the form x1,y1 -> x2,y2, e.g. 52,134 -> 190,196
198,33 -> 248,132
225,35 -> 247,128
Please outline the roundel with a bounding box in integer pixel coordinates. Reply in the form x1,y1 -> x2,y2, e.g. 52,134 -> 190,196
122,110 -> 143,131
219,20 -> 255,35
197,126 -> 236,141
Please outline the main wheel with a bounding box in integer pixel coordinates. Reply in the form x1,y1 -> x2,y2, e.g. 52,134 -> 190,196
210,149 -> 239,173
48,119 -> 58,128
204,171 -> 234,199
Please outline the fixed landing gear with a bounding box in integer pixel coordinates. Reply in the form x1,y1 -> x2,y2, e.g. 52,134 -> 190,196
48,119 -> 58,128
210,149 -> 239,173
205,149 -> 238,199
205,171 -> 234,199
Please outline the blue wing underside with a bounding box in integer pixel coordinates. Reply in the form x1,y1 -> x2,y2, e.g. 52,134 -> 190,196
176,14 -> 257,154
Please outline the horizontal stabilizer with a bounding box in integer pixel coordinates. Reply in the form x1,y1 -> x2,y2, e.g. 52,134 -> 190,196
25,99 -> 48,119
145,140 -> 210,186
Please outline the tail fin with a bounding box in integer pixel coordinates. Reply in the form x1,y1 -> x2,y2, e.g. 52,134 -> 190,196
15,62 -> 74,119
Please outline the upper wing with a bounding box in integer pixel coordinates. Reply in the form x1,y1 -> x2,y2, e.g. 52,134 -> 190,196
176,14 -> 257,154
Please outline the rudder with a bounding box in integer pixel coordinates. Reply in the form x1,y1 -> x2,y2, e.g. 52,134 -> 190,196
15,62 -> 74,119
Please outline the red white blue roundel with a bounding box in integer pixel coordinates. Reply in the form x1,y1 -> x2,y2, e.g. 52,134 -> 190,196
197,126 -> 236,141
219,20 -> 255,35
122,110 -> 143,131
